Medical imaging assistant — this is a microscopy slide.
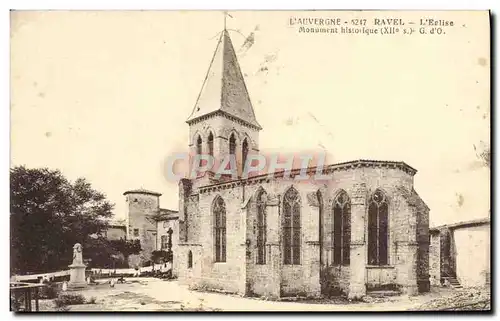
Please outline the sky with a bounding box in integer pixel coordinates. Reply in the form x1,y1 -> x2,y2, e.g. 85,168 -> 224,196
10,10 -> 490,227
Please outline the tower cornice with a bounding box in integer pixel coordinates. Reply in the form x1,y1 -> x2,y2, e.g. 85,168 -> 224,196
186,109 -> 262,131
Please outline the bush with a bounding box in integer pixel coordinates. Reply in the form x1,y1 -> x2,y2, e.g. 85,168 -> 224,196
56,306 -> 70,312
54,293 -> 86,308
323,287 -> 346,298
10,295 -> 21,312
40,282 -> 60,299
151,250 -> 168,264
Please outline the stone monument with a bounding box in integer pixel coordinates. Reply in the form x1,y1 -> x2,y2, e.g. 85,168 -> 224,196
68,243 -> 87,289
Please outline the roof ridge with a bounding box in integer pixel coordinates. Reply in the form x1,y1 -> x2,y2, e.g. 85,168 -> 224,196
187,32 -> 225,121
430,217 -> 490,230
196,159 -> 418,190
186,30 -> 261,129
123,188 -> 162,196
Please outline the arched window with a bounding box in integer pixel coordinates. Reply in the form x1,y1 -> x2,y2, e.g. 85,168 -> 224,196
213,196 -> 227,262
196,135 -> 203,167
208,132 -> 214,157
368,189 -> 389,265
282,187 -> 301,265
332,191 -> 351,265
256,189 -> 267,265
188,250 -> 193,269
229,133 -> 236,156
242,138 -> 249,170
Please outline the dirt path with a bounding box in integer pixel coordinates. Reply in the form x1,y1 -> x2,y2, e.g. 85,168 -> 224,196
39,278 -> 479,312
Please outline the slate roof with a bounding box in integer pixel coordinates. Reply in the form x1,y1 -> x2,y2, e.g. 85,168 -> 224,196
186,30 -> 261,129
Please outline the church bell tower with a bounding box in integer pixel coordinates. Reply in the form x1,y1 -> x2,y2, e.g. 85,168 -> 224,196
185,28 -> 262,178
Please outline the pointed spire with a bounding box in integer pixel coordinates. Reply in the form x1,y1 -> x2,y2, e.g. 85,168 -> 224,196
186,29 -> 261,129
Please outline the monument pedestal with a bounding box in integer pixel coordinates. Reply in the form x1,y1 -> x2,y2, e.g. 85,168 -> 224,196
68,263 -> 87,289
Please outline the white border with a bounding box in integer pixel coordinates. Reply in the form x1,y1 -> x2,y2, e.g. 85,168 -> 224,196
2,1 -> 497,320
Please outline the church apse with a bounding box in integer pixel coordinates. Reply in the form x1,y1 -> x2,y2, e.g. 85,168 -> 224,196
174,20 -> 430,300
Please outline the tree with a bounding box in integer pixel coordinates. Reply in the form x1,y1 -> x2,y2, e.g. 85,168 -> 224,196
80,237 -> 141,269
84,236 -> 119,269
151,250 -> 168,264
82,237 -> 140,269
109,239 -> 142,266
10,166 -> 114,274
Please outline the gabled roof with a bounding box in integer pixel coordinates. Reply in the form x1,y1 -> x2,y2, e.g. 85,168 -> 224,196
159,208 -> 179,215
186,30 -> 261,129
430,217 -> 490,232
154,208 -> 179,221
123,188 -> 162,197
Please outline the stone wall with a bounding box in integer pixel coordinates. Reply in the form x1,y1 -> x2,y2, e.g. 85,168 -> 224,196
180,163 -> 427,298
323,266 -> 350,294
105,226 -> 126,240
125,193 -> 159,267
188,114 -> 260,176
453,224 -> 490,287
156,218 -> 179,277
416,205 -> 430,292
429,232 -> 441,286
180,183 -> 246,295
244,189 -> 274,297
366,267 -> 397,290
178,244 -> 203,288
439,229 -> 454,277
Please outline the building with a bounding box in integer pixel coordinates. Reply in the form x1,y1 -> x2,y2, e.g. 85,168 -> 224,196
429,218 -> 490,288
155,208 -> 180,275
173,29 -> 430,300
103,224 -> 127,241
119,188 -> 179,273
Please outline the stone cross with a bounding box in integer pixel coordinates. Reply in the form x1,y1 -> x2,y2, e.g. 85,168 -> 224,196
223,11 -> 233,30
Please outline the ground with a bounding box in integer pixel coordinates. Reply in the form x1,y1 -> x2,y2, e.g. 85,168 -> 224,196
37,278 -> 490,312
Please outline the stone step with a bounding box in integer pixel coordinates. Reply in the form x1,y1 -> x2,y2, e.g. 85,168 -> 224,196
367,290 -> 401,298
447,277 -> 463,289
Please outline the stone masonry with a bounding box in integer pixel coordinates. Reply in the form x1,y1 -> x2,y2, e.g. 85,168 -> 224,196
173,28 -> 430,299
120,27 -> 431,299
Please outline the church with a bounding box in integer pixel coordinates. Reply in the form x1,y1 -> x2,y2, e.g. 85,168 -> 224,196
171,28 -> 431,300
120,27 -> 431,300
